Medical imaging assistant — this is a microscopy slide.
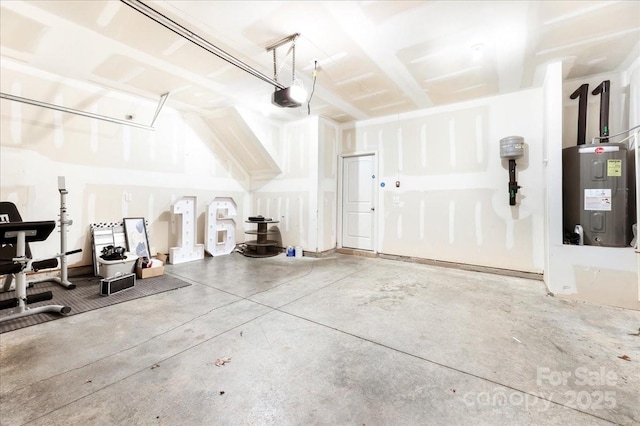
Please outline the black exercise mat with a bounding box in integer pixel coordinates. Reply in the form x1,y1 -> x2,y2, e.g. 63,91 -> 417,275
0,274 -> 191,334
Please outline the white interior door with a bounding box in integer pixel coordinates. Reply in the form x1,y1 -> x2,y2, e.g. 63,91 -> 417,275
342,154 -> 375,250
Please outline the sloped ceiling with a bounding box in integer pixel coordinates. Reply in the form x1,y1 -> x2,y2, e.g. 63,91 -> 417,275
202,107 -> 281,190
1,0 -> 639,124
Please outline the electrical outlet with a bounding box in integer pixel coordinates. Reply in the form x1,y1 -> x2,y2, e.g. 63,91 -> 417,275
125,192 -> 132,202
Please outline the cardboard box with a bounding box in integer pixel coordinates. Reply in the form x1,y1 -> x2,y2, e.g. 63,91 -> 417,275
136,265 -> 164,279
156,253 -> 169,264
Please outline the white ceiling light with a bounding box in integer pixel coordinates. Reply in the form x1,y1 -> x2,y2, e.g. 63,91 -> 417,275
289,80 -> 307,103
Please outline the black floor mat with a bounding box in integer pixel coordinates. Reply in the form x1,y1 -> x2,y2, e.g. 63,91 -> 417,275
0,274 -> 191,334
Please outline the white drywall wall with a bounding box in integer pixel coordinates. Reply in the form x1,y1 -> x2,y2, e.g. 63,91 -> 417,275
0,61 -> 250,267
251,116 -> 319,252
340,89 -> 545,273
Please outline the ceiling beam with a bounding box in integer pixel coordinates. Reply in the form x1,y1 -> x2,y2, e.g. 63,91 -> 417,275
324,2 -> 435,110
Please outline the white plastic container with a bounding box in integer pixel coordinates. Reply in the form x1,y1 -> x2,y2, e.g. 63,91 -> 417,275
97,253 -> 138,278
295,246 -> 303,258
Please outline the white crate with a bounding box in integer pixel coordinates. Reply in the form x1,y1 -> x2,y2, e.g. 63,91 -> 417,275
97,253 -> 138,278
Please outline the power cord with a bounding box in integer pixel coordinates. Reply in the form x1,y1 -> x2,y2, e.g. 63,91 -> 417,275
307,60 -> 318,115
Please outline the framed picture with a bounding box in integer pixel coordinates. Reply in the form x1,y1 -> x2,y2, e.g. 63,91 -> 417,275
123,217 -> 150,258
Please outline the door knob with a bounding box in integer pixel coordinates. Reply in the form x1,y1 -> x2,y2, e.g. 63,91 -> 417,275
371,207 -> 375,211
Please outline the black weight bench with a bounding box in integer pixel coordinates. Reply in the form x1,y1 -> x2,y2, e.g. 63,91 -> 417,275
0,217 -> 71,323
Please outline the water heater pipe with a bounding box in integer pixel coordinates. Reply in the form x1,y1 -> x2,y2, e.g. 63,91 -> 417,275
592,80 -> 610,143
508,159 -> 520,206
570,83 -> 589,145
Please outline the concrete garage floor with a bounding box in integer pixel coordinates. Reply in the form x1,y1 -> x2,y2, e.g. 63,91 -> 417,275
1,253 -> 639,425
